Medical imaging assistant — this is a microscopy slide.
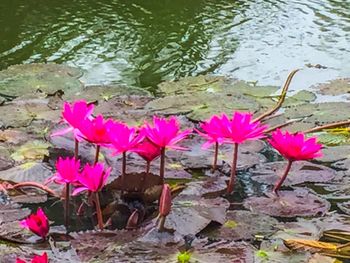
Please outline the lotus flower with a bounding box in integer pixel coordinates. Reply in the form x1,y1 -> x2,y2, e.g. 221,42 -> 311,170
222,112 -> 268,194
73,162 -> 111,195
20,208 -> 49,239
269,129 -> 323,194
47,157 -> 80,185
16,252 -> 48,263
268,129 -> 322,161
51,100 -> 94,141
142,116 -> 191,182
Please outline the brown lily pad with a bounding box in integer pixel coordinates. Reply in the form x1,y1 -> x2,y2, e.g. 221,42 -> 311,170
317,145 -> 350,163
0,129 -> 29,145
204,210 -> 279,241
0,146 -> 14,171
250,161 -> 336,186
313,78 -> 350,96
243,189 -> 330,217
179,176 -> 227,198
164,195 -> 229,237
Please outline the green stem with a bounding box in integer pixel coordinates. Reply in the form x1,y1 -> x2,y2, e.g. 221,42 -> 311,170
226,143 -> 239,194
273,160 -> 293,196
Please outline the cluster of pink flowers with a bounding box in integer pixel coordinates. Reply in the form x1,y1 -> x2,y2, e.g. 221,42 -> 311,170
18,99 -> 323,261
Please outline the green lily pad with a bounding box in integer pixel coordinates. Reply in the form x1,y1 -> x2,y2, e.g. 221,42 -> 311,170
0,102 -> 34,129
283,90 -> 317,107
66,84 -> 151,102
313,78 -> 350,96
0,146 -> 14,171
0,63 -> 83,99
11,140 -> 50,162
145,92 -> 260,122
317,133 -> 350,146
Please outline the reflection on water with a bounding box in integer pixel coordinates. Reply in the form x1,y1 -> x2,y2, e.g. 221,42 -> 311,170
0,0 -> 349,89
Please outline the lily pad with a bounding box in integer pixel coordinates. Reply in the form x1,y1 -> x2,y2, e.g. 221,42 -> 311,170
164,195 -> 229,237
0,146 -> 14,171
250,161 -> 336,186
145,92 -> 261,122
243,189 -> 330,217
0,201 -> 30,224
179,176 -> 227,198
66,84 -> 151,102
0,102 -> 34,128
0,129 -> 30,145
317,145 -> 350,163
11,140 -> 51,162
204,210 -> 279,241
0,63 -> 83,99
313,78 -> 350,96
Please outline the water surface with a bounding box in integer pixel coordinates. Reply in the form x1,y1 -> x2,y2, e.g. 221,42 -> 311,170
0,0 -> 349,89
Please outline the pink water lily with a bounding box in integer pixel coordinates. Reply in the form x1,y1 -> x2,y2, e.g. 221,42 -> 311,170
196,114 -> 229,172
269,129 -> 322,195
73,162 -> 111,195
221,112 -> 267,144
196,114 -> 229,149
47,157 -> 80,185
142,116 -> 191,182
142,116 -> 191,150
78,115 -> 113,145
16,252 -> 48,263
222,112 -> 268,194
51,100 -> 94,141
20,208 -> 49,239
268,129 -> 323,161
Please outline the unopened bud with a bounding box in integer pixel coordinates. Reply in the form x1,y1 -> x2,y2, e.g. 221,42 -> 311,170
159,184 -> 172,217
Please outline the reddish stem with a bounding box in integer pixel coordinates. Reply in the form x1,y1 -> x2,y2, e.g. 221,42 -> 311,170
74,139 -> 79,159
159,147 -> 165,184
64,182 -> 70,227
226,143 -> 239,194
94,191 -> 104,230
146,161 -> 150,175
158,216 -> 166,232
211,142 -> 219,173
273,160 -> 293,196
13,182 -> 58,197
94,145 -> 100,164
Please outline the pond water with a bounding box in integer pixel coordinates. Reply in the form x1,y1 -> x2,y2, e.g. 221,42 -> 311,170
0,0 -> 349,90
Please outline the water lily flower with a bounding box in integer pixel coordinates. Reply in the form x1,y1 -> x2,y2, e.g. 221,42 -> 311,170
20,208 -> 49,239
73,162 -> 111,195
16,252 -> 48,263
132,138 -> 161,174
158,184 -> 172,232
47,156 -> 80,227
196,114 -> 229,172
142,116 -> 191,182
51,100 -> 94,141
73,162 -> 111,230
108,121 -> 144,175
48,157 -> 80,185
268,129 -> 322,194
222,112 -> 268,194
78,115 -> 113,146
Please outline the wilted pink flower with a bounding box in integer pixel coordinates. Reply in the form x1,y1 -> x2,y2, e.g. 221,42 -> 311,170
73,163 -> 111,195
51,100 -> 94,140
142,116 -> 191,150
47,157 -> 80,184
78,115 -> 113,145
196,114 -> 228,148
132,139 -> 161,162
16,252 -> 48,263
269,129 -> 322,161
20,208 -> 49,239
159,184 -> 172,217
221,112 -> 267,144
109,121 -> 144,154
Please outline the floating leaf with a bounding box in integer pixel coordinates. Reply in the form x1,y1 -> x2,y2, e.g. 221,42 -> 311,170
11,140 -> 50,162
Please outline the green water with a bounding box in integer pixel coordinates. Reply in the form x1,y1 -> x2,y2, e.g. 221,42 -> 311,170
0,0 -> 349,89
